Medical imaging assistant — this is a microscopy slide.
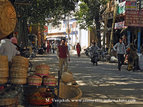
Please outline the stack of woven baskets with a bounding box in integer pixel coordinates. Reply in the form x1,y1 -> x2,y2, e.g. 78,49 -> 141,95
28,64 -> 57,87
10,56 -> 29,84
0,55 -> 9,84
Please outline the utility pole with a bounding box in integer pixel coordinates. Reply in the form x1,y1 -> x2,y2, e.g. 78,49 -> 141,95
108,2 -> 117,55
138,0 -> 141,53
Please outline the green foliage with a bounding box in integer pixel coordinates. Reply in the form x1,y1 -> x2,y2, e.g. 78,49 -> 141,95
75,0 -> 108,47
75,0 -> 108,29
15,0 -> 79,27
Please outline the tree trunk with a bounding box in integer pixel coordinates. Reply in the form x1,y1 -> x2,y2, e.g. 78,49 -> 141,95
95,6 -> 101,48
96,20 -> 101,48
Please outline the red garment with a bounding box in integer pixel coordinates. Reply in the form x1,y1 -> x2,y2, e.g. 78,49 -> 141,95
0,86 -> 4,91
76,44 -> 81,56
47,43 -> 50,53
58,45 -> 68,58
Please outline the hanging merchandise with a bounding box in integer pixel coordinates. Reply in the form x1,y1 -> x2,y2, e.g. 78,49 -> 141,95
117,1 -> 126,15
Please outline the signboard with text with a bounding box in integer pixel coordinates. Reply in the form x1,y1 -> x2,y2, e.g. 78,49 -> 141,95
114,21 -> 127,29
125,10 -> 143,27
125,0 -> 137,10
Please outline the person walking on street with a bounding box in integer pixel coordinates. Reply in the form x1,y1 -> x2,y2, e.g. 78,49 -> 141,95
57,39 -> 70,75
113,38 -> 126,71
90,42 -> 99,66
47,41 -> 50,53
76,43 -> 81,57
52,41 -> 55,54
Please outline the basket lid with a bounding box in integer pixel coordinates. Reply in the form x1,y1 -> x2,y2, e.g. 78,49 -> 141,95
0,0 -> 16,39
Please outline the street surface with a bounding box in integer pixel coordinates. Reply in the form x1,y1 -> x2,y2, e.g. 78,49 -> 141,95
30,51 -> 143,107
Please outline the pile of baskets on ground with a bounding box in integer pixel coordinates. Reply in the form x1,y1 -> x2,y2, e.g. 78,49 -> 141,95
0,55 -> 82,106
28,64 -> 56,87
0,55 -> 29,106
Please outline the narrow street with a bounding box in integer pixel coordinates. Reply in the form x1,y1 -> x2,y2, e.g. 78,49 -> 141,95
30,52 -> 143,107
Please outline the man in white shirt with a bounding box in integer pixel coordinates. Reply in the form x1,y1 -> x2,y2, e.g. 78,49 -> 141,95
113,38 -> 126,71
0,34 -> 20,62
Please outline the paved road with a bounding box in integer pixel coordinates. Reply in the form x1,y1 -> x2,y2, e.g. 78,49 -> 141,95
30,53 -> 143,107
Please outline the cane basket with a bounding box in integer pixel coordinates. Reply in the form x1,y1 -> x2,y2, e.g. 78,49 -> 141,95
28,75 -> 42,86
0,98 -> 17,106
55,82 -> 82,107
0,55 -> 9,78
61,72 -> 74,83
35,64 -> 50,77
0,0 -> 16,39
43,75 -> 57,86
0,77 -> 8,84
12,56 -> 29,68
10,77 -> 27,85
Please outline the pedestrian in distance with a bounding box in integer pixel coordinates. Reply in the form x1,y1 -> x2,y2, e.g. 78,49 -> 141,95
76,43 -> 81,57
113,38 -> 126,71
57,39 -> 70,75
47,40 -> 50,53
51,41 -> 56,54
90,42 -> 99,66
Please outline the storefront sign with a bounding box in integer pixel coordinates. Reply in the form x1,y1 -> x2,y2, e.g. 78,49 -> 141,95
114,21 -> 127,29
125,10 -> 143,27
125,0 -> 137,10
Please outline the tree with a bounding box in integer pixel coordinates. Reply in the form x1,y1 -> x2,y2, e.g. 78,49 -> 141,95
75,0 -> 108,47
14,0 -> 79,28
12,0 -> 79,46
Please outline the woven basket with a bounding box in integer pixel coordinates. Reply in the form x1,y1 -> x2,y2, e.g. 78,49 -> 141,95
28,87 -> 53,106
0,98 -> 17,106
36,64 -> 50,70
0,55 -> 9,78
0,55 -> 8,66
10,71 -> 27,78
0,77 -> 8,84
10,66 -> 28,73
35,64 -> 50,77
11,63 -> 29,69
10,77 -> 27,85
0,62 -> 8,68
28,75 -> 42,86
55,82 -> 82,107
0,0 -> 16,39
12,56 -> 29,66
43,75 -> 57,87
0,68 -> 9,77
61,72 -> 74,83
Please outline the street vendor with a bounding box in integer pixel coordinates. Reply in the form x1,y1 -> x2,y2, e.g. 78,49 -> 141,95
0,33 -> 20,63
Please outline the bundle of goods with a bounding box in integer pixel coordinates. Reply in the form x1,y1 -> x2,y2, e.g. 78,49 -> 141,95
28,75 -> 42,86
10,56 -> 29,84
0,55 -> 9,84
110,56 -> 118,63
55,82 -> 82,107
35,64 -> 50,77
61,72 -> 74,83
43,75 -> 57,87
28,88 -> 53,106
